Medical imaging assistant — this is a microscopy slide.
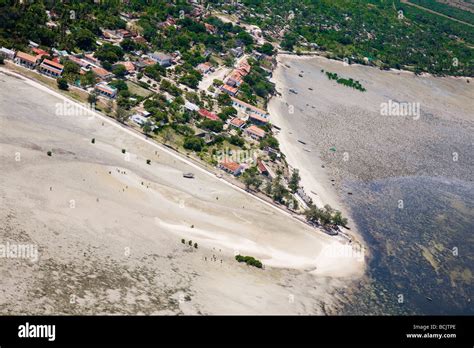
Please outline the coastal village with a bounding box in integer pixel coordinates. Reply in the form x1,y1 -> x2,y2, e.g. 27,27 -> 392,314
0,1 -> 348,233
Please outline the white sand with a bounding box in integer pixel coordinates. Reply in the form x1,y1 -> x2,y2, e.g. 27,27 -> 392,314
0,68 -> 364,315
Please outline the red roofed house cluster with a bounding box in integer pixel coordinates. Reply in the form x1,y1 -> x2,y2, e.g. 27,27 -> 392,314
221,60 -> 252,96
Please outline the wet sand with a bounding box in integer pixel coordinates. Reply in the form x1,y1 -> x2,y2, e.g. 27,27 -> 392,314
267,54 -> 473,314
268,54 -> 473,232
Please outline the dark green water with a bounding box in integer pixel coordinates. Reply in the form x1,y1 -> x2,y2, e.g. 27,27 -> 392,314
341,176 -> 473,315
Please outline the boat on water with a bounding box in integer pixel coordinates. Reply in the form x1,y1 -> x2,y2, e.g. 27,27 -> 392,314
183,173 -> 195,179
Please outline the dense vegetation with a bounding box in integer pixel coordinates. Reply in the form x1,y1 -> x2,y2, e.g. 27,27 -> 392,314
0,0 -> 254,69
409,0 -> 474,26
219,0 -> 474,76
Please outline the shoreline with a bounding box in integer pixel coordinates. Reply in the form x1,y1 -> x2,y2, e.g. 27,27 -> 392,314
0,65 -> 366,272
268,55 -> 361,242
276,52 -> 473,80
0,64 -> 340,238
0,68 -> 367,314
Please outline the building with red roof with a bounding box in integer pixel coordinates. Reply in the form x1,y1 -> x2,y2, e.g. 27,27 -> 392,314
249,113 -> 269,125
94,82 -> 117,99
219,160 -> 244,176
198,109 -> 219,121
245,125 -> 266,140
92,66 -> 114,80
221,85 -> 239,96
204,23 -> 217,34
257,159 -> 269,176
31,47 -> 49,57
115,61 -> 135,73
229,117 -> 246,129
39,59 -> 64,78
14,51 -> 41,69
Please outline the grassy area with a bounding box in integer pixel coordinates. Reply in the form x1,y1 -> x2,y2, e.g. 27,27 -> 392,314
5,62 -> 89,104
126,81 -> 153,97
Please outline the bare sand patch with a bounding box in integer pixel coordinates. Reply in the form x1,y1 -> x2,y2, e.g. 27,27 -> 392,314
0,69 -> 364,315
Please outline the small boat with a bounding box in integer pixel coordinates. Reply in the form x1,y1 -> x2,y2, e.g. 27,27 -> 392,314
289,88 -> 298,94
308,87 -> 313,90
426,296 -> 433,302
298,74 -> 303,77
298,140 -> 307,145
304,148 -> 311,152
183,173 -> 195,179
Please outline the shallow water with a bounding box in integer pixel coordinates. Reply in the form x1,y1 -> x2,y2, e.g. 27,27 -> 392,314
342,176 -> 473,315
272,56 -> 474,314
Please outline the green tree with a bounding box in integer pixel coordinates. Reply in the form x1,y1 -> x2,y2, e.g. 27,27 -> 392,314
112,64 -> 127,78
243,167 -> 262,190
332,211 -> 348,227
73,28 -> 96,51
183,136 -> 204,152
57,78 -> 68,90
288,169 -> 301,193
272,175 -> 288,203
200,119 -> 223,133
87,92 -> 97,106
217,92 -> 232,107
63,60 -> 79,75
257,43 -> 275,56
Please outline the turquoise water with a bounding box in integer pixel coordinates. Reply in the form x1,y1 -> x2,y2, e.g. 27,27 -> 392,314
342,176 -> 473,315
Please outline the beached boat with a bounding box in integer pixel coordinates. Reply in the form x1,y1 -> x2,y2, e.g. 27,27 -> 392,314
298,140 -> 307,145
183,173 -> 195,179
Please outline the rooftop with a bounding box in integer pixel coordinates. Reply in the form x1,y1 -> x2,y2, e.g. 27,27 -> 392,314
231,97 -> 268,116
41,59 -> 64,70
92,66 -> 112,77
230,118 -> 246,127
246,125 -> 266,138
198,109 -> 219,121
16,51 -> 39,64
220,160 -> 241,172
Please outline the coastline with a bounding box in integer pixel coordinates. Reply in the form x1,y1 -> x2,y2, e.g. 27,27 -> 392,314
265,52 -> 473,314
0,67 -> 366,314
268,55 -> 361,242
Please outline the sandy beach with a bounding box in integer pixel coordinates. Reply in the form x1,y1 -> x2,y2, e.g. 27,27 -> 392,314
267,54 -> 473,314
0,68 -> 365,315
